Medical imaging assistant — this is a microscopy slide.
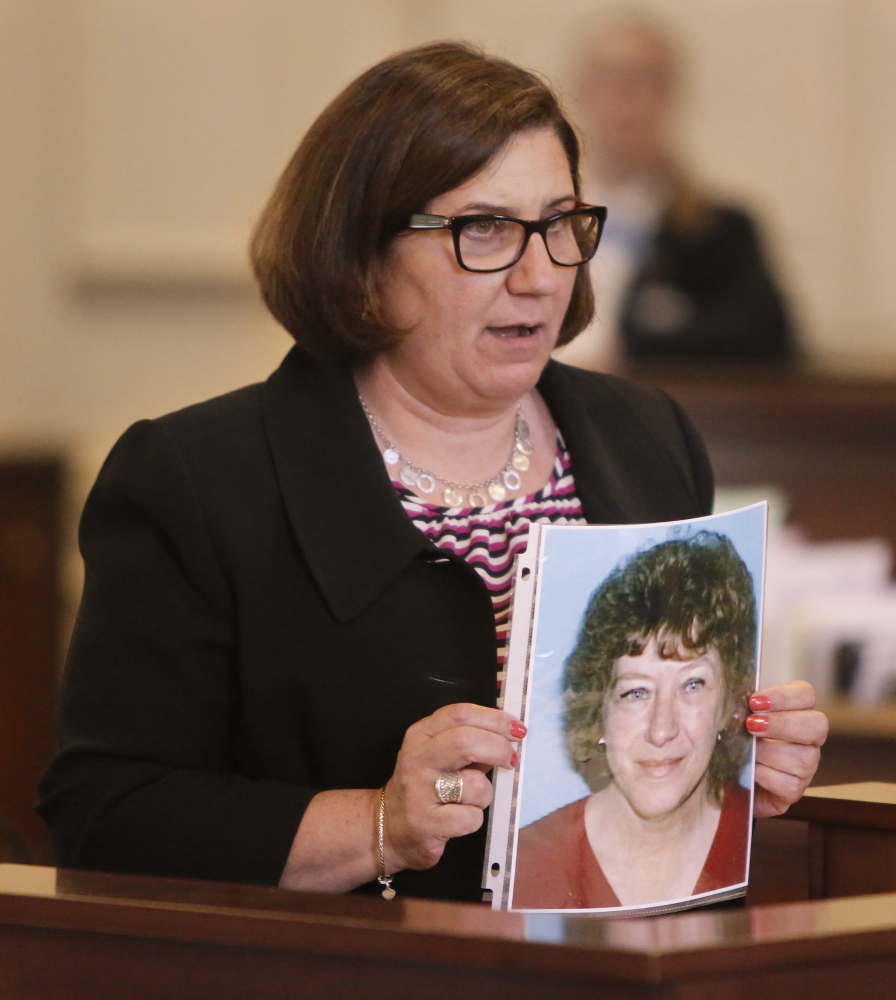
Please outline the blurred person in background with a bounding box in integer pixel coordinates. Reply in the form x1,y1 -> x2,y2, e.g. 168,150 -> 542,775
555,13 -> 796,371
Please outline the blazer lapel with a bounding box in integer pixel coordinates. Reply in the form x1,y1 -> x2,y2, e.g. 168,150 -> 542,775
537,360 -> 697,525
262,348 -> 430,622
537,361 -> 633,524
262,351 -> 696,620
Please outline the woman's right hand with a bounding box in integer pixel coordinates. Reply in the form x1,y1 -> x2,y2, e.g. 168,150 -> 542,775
278,703 -> 524,892
383,703 -> 525,872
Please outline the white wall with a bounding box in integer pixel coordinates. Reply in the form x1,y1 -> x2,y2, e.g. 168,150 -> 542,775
1,0 -> 408,453
2,0 -> 896,461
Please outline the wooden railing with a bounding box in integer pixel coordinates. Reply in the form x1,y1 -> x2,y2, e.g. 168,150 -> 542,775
3,860 -> 896,999
625,361 -> 896,552
0,455 -> 63,863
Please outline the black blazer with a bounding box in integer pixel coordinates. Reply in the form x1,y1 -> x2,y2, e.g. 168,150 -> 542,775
38,348 -> 713,902
621,205 -> 796,361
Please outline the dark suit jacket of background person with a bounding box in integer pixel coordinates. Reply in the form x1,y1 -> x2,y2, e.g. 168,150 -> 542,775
37,346 -> 713,902
620,205 -> 796,361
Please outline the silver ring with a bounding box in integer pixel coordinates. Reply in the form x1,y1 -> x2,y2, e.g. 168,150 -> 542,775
435,771 -> 463,805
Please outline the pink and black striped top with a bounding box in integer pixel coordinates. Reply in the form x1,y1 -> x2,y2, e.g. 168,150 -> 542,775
394,438 -> 586,700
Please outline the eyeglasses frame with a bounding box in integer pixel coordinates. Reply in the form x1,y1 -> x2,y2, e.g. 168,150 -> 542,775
406,204 -> 608,273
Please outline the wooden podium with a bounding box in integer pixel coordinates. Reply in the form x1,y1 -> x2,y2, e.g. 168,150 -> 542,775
785,782 -> 896,900
4,863 -> 896,999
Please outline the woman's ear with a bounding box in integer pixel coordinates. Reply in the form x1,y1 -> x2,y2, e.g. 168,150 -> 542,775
363,254 -> 417,340
363,262 -> 382,320
723,688 -> 750,732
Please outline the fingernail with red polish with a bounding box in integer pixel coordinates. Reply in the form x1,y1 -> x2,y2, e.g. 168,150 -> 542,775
746,715 -> 770,733
509,721 -> 527,739
750,694 -> 771,711
511,751 -> 520,768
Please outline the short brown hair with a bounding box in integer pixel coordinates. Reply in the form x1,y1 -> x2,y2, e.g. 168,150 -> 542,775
250,41 -> 593,361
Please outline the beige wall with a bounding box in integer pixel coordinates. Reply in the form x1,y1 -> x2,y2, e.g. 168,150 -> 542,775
3,0 -> 896,463
0,0 -> 406,454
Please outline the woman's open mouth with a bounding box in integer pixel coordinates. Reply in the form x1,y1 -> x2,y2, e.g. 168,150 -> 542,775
488,324 -> 540,338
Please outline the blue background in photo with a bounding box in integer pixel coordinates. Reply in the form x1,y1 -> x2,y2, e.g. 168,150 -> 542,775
517,506 -> 765,829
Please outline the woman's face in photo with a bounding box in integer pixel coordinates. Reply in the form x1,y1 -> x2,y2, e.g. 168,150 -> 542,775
602,635 -> 727,820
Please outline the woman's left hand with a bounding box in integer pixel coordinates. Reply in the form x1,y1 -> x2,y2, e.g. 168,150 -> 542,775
746,680 -> 829,818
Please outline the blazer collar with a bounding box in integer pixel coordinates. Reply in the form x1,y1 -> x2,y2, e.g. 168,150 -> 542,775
536,359 -> 634,525
261,350 -> 648,621
262,347 -> 432,622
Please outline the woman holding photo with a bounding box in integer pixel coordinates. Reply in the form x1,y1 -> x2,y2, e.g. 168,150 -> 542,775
39,44 -> 826,903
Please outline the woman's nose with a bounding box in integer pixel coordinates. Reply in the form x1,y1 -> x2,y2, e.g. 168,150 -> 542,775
504,233 -> 560,295
646,690 -> 679,747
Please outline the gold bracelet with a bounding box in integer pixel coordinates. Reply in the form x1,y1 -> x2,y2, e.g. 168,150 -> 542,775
376,787 -> 395,899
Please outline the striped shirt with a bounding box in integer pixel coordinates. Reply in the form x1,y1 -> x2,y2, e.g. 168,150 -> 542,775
394,438 -> 586,700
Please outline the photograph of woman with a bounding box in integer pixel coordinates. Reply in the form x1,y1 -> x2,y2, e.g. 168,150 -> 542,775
513,530 -> 757,910
38,42 -> 826,904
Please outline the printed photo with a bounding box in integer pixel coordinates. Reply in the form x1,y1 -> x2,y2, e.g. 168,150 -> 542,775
493,507 -> 764,914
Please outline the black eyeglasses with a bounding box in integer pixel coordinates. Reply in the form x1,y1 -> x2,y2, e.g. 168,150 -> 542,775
406,205 -> 607,273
